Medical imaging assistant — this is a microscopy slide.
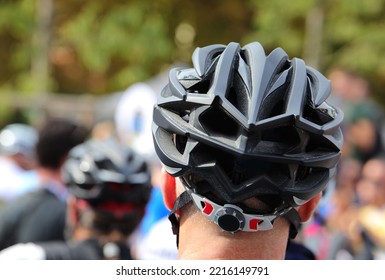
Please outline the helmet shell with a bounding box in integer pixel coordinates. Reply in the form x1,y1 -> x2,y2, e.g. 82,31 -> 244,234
62,138 -> 152,208
152,42 -> 343,206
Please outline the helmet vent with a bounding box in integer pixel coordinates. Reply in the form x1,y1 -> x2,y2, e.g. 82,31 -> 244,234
257,86 -> 287,121
303,103 -> 332,126
305,133 -> 339,153
199,106 -> 239,138
186,78 -> 211,94
261,126 -> 300,148
95,159 -> 116,172
295,166 -> 311,181
227,73 -> 249,117
175,134 -> 188,155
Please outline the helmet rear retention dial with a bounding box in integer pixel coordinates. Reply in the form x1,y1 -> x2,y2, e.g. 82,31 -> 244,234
189,191 -> 275,233
215,205 -> 245,233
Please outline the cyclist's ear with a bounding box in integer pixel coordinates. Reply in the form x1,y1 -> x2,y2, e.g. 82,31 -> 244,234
66,196 -> 80,229
297,193 -> 322,223
160,168 -> 177,210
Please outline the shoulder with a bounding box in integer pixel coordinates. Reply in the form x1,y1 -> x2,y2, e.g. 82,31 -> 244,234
285,240 -> 316,260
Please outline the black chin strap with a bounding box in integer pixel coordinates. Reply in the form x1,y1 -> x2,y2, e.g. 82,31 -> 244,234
168,191 -> 301,247
168,191 -> 192,248
285,208 -> 301,239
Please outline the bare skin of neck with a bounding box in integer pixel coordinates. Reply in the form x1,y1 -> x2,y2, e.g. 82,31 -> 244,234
36,167 -> 63,184
177,205 -> 290,260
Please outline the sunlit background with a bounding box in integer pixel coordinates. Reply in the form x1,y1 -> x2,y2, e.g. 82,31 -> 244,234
2,0 -> 385,260
1,0 -> 385,126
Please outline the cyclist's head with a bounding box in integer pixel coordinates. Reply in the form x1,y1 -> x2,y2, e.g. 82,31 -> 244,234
62,138 -> 152,236
0,123 -> 38,167
36,118 -> 89,170
152,42 -> 343,236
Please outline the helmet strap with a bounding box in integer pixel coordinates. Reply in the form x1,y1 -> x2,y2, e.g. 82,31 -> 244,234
168,191 -> 192,248
168,190 -> 301,249
285,208 -> 301,238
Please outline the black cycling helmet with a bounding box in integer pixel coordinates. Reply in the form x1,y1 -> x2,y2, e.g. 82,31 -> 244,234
152,42 -> 343,235
62,138 -> 152,210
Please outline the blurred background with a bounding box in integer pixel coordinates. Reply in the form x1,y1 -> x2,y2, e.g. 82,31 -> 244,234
2,0 -> 385,260
1,0 -> 385,127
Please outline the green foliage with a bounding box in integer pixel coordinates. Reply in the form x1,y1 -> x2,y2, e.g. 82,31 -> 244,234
0,0 -> 35,35
323,0 -> 385,71
1,0 -> 385,107
58,2 -> 173,92
245,0 -> 314,55
0,0 -> 35,86
245,0 -> 385,103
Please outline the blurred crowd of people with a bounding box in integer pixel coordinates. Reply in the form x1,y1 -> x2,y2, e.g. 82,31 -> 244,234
1,67 -> 385,260
300,68 -> 385,260
0,81 -> 174,260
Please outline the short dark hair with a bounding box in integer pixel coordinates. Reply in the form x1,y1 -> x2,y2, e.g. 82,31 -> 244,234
36,118 -> 89,170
